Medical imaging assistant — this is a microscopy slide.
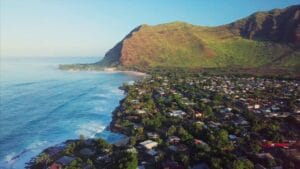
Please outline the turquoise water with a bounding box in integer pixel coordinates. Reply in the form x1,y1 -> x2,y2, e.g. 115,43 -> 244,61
0,57 -> 137,169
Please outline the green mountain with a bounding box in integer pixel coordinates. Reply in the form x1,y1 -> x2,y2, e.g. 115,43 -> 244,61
62,5 -> 300,71
97,5 -> 300,69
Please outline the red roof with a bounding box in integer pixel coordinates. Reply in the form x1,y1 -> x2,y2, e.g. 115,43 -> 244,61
194,139 -> 203,145
262,142 -> 289,149
274,143 -> 289,148
49,163 -> 61,169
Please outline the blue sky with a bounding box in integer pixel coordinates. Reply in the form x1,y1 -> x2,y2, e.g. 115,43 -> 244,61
1,0 -> 299,57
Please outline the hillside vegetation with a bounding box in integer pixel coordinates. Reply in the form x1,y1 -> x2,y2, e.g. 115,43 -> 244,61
60,5 -> 300,72
95,5 -> 299,70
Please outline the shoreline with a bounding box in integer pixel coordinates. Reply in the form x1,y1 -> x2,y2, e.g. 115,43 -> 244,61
102,68 -> 149,77
62,66 -> 149,77
27,68 -> 300,169
26,69 -> 144,167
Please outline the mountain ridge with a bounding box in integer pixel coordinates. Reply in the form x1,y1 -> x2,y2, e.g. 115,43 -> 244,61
67,5 -> 300,71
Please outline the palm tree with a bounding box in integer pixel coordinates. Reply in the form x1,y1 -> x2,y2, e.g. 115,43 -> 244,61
35,153 -> 51,169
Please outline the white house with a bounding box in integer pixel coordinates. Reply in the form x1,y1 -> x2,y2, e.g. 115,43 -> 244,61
254,104 -> 260,109
139,140 -> 158,150
136,109 -> 146,114
169,110 -> 186,117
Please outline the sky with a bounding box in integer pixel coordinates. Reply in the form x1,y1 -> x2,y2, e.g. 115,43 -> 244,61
0,0 -> 299,58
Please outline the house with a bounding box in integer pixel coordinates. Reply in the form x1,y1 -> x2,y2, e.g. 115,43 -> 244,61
194,139 -> 202,145
136,109 -> 146,114
271,105 -> 280,112
194,139 -> 208,146
97,154 -> 111,163
256,153 -> 275,160
220,107 -> 232,113
49,163 -> 61,169
146,149 -> 158,156
195,112 -> 203,119
139,140 -> 158,150
254,104 -> 261,109
200,98 -> 211,103
131,100 -> 140,104
79,148 -> 95,157
147,132 -> 159,139
168,136 -> 181,144
262,108 -> 271,113
229,134 -> 238,141
261,141 -> 289,149
49,156 -> 76,169
169,110 -> 186,117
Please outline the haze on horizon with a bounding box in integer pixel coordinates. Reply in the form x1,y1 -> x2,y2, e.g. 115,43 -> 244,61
0,0 -> 299,58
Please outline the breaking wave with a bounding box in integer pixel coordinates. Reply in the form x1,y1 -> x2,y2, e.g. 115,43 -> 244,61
76,121 -> 106,138
1,140 -> 49,169
0,57 -> 140,168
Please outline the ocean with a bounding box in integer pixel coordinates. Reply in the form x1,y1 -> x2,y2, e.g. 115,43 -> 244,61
0,57 -> 138,169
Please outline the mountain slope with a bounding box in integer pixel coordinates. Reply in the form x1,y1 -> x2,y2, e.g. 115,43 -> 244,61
96,5 -> 300,69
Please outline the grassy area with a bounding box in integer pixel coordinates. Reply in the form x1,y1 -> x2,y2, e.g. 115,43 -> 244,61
99,21 -> 299,69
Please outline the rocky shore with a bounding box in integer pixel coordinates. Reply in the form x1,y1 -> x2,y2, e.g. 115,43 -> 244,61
27,72 -> 145,169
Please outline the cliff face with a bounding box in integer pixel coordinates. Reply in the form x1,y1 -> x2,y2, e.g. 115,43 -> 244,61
98,5 -> 300,68
228,5 -> 300,43
97,26 -> 143,67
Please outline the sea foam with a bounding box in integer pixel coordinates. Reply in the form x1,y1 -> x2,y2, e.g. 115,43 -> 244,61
0,57 -> 138,168
76,121 -> 106,138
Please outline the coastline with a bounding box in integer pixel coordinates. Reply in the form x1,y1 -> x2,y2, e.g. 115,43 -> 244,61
102,68 -> 149,77
107,99 -> 129,136
60,65 -> 149,77
27,68 -> 300,169
27,68 -> 145,167
112,70 -> 148,77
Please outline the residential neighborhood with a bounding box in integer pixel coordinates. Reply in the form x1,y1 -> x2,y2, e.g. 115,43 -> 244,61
110,69 -> 300,169
30,69 -> 300,169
